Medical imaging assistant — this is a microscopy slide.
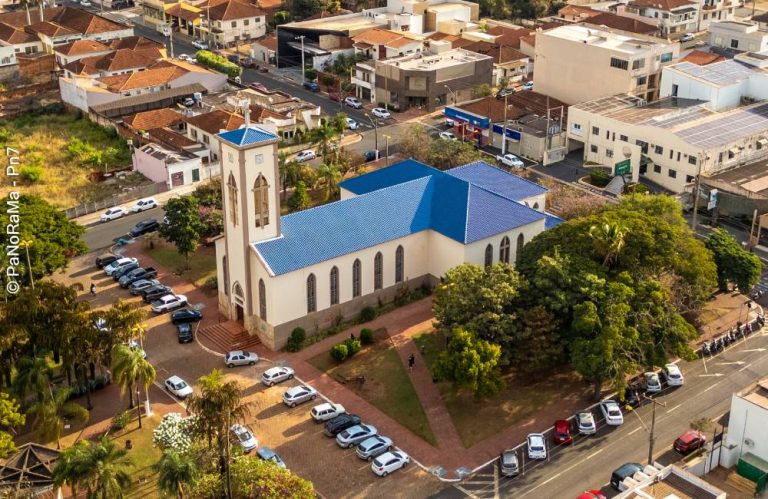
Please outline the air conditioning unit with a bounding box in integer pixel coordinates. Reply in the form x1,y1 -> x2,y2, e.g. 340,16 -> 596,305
745,438 -> 755,447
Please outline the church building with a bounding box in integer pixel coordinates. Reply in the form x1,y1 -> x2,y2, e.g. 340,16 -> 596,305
214,123 -> 560,350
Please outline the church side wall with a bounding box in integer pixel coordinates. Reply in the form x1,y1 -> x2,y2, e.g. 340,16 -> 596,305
465,218 -> 546,265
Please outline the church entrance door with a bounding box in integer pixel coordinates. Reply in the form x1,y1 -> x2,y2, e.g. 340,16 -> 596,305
235,304 -> 244,323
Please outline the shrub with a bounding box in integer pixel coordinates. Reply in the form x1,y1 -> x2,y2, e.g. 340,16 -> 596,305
360,328 -> 374,345
111,410 -> 131,431
588,169 -> 612,188
286,327 -> 306,352
344,338 -> 361,357
304,67 -> 317,81
20,165 -> 43,183
359,306 -> 376,323
195,50 -> 242,78
330,343 -> 348,362
203,275 -> 218,291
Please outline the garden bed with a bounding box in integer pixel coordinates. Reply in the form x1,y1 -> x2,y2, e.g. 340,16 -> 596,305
142,240 -> 217,295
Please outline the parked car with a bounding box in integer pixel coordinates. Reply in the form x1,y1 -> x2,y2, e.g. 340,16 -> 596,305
151,294 -> 188,313
623,387 -> 642,409
283,385 -> 317,407
521,81 -> 534,91
227,54 -> 240,63
178,54 -> 191,62
231,423 -> 258,453
80,0 -> 92,6
250,82 -> 268,92
131,197 -> 158,212
644,371 -> 662,393
363,150 -> 379,162
225,350 -> 259,367
499,450 -> 519,477
119,267 -> 158,287
261,366 -> 294,386
303,81 -> 319,92
111,262 -> 140,281
129,219 -> 159,237
599,400 -> 624,426
663,363 -> 684,386
95,253 -> 119,269
171,308 -> 202,325
129,279 -> 160,295
295,149 -> 316,162
183,97 -> 195,107
553,419 -> 573,445
578,490 -> 607,499
527,433 -> 547,460
576,411 -> 597,435
439,131 -> 457,141
371,107 -> 391,119
177,322 -> 194,343
257,447 -> 286,468
344,96 -> 363,109
100,207 -> 127,222
336,424 -> 377,448
346,117 -> 359,130
496,153 -> 525,169
372,451 -> 409,477
495,87 -> 515,99
143,285 -> 173,303
356,435 -> 393,460
680,33 -> 695,42
310,403 -> 345,422
673,430 -> 706,454
324,413 -> 361,437
191,39 -> 209,50
164,375 -> 193,398
104,257 -> 138,276
611,462 -> 643,490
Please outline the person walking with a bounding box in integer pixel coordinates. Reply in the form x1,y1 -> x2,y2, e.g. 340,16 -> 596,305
90,282 -> 96,295
408,353 -> 415,372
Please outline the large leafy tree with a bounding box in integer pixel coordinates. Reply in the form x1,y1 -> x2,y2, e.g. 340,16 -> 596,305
53,436 -> 131,498
111,344 -> 156,409
159,196 -> 206,268
433,328 -> 505,398
398,125 -> 485,169
0,393 -> 24,458
706,228 -> 762,292
27,387 -> 89,449
191,455 -> 315,498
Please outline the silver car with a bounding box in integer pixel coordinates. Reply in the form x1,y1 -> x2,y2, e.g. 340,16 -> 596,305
336,424 -> 377,448
261,366 -> 294,386
282,385 -> 317,407
356,435 -> 392,460
225,351 -> 259,368
129,279 -> 160,295
500,450 -> 519,477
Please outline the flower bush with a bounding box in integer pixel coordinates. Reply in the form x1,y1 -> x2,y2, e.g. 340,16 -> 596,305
153,412 -> 197,453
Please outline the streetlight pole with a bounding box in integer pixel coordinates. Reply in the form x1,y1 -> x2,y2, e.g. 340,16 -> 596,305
383,134 -> 390,166
444,84 -> 456,106
646,396 -> 666,465
691,153 -> 704,231
296,36 -> 306,84
136,388 -> 143,429
19,239 -> 34,290
365,113 -> 379,160
501,92 -> 509,155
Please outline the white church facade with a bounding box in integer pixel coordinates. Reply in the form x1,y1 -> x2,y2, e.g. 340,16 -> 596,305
214,124 -> 561,350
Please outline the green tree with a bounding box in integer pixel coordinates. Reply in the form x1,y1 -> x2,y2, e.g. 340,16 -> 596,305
315,163 -> 342,200
154,449 -> 199,499
304,67 -> 318,81
192,180 -> 223,209
515,306 -> 564,371
472,84 -> 493,98
433,328 -> 505,398
588,222 -> 627,269
229,455 -> 315,498
706,228 -> 762,292
310,120 -> 341,160
159,196 -> 206,269
288,181 -> 311,212
0,393 -> 24,458
53,436 -> 131,498
111,344 -> 156,410
12,356 -> 51,403
27,387 -> 89,449
278,152 -> 302,200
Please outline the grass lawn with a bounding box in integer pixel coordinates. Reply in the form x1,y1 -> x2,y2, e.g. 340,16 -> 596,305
307,331 -> 437,446
414,330 -> 593,448
143,241 -> 217,293
112,415 -> 163,498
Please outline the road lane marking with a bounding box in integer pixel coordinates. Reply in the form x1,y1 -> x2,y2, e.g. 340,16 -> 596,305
740,363 -> 753,371
699,373 -> 724,377
518,448 -> 604,497
667,403 -> 682,413
455,485 -> 482,499
628,427 -> 642,435
703,381 -> 724,393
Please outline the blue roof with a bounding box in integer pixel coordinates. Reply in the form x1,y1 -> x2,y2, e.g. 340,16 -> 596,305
545,213 -> 564,229
255,159 -> 550,276
217,126 -> 278,147
446,162 -> 548,201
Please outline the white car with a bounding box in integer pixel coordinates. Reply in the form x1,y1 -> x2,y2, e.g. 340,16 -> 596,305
178,54 -> 191,61
644,371 -> 662,393
80,0 -> 92,6
344,96 -> 363,109
311,403 -> 345,422
131,197 -> 158,212
225,351 -> 259,368
599,400 -> 624,426
576,411 -> 597,435
336,424 -> 377,448
663,363 -> 684,386
295,149 -> 316,162
372,451 -> 409,477
439,131 -> 457,141
680,33 -> 695,42
100,207 -> 127,222
164,375 -> 193,398
151,294 -> 188,313
371,107 -> 391,119
104,257 -> 138,276
496,153 -> 525,169
261,366 -> 294,386
521,81 -> 533,91
191,40 -> 209,50
346,117 -> 359,130
283,385 -> 317,407
527,433 -> 547,460
231,423 -> 258,453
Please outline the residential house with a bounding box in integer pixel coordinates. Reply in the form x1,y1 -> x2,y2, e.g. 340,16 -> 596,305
753,11 -> 768,30
697,0 -> 734,31
621,0 -> 699,37
584,12 -> 661,36
185,109 -> 245,162
461,40 -> 529,86
199,0 -> 267,47
53,39 -> 112,66
351,29 -> 424,61
557,4 -> 602,22
708,20 -> 768,53
533,25 -> 679,105
612,463 -> 725,498
61,48 -> 160,78
132,142 -> 206,189
250,35 -> 276,64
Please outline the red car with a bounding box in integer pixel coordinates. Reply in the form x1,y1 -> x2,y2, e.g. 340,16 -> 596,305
674,430 -> 706,454
249,82 -> 267,92
553,419 -> 573,445
577,491 -> 606,499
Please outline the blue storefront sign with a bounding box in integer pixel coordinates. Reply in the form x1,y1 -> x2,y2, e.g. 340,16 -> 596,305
491,124 -> 522,141
444,107 -> 490,128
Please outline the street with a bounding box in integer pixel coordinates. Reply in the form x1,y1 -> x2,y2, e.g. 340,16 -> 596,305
436,329 -> 768,499
84,208 -> 166,251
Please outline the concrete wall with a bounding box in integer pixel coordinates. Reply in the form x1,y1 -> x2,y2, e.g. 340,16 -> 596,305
724,393 -> 768,464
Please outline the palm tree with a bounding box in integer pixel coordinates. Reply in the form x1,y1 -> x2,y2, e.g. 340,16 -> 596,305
53,439 -> 92,497
154,449 -> 199,498
53,436 -> 131,498
310,120 -> 340,160
12,356 -> 51,403
589,223 -> 627,269
315,163 -> 342,201
111,344 -> 156,409
27,387 -> 89,449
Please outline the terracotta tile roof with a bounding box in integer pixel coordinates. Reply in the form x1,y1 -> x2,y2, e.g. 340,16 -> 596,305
109,35 -> 164,52
628,0 -> 696,10
681,49 -> 727,65
204,0 -> 266,21
12,7 -> 125,38
256,35 -> 277,51
147,127 -> 198,149
185,109 -> 245,134
426,32 -> 460,43
249,103 -> 287,121
386,36 -> 420,49
461,41 -> 528,64
99,65 -> 187,92
585,12 -> 658,34
558,4 -> 601,17
64,49 -> 157,74
0,22 -> 38,44
485,25 -> 535,48
451,38 -> 475,49
458,97 -> 525,122
165,4 -> 203,22
257,0 -> 283,9
26,20 -> 78,37
55,7 -> 125,34
353,28 -> 406,46
520,33 -> 536,47
55,39 -> 110,56
124,108 -> 185,131
0,7 -> 62,29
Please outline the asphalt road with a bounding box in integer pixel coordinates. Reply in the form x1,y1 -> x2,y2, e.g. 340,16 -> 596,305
83,208 -> 166,252
436,329 -> 768,499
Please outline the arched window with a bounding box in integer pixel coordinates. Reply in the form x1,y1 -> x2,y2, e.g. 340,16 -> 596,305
227,172 -> 238,226
499,236 -> 510,264
330,266 -> 339,305
258,279 -> 267,320
533,202 -> 540,210
484,244 -> 493,267
395,246 -> 404,283
352,259 -> 361,298
306,274 -> 316,313
253,174 -> 270,227
222,255 -> 229,295
516,233 -> 525,260
374,252 -> 383,290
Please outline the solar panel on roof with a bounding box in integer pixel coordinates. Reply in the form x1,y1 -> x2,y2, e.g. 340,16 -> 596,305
672,60 -> 754,85
675,104 -> 768,148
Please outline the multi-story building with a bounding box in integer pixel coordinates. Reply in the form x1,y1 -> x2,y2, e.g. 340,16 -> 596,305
622,0 -> 699,37
720,377 -> 768,474
533,25 -> 679,105
708,20 -> 768,53
697,0 -> 734,31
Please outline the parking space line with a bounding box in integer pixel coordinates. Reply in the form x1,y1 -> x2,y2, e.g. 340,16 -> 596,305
628,427 -> 642,436
455,485 -> 482,499
739,363 -> 753,371
667,403 -> 682,413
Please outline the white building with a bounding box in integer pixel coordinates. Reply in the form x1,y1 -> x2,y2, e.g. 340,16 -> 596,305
720,377 -> 768,472
623,0 -> 699,37
697,0 -> 734,31
708,20 -> 768,53
132,142 -> 206,189
214,124 -> 559,349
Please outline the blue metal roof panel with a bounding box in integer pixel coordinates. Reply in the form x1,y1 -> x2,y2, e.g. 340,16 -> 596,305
217,126 -> 278,147
338,159 -> 437,195
428,174 -> 470,243
447,161 -> 548,201
545,213 -> 564,229
465,186 -> 547,243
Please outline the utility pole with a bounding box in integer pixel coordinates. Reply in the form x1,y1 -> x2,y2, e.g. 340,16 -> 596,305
296,36 -> 306,84
690,153 -> 704,231
366,113 -> 379,159
501,92 -> 508,155
383,134 -> 390,166
169,26 -> 175,58
136,388 -> 142,429
647,396 -> 666,464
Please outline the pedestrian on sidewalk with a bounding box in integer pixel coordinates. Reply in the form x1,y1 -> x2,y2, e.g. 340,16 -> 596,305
90,282 -> 96,295
408,353 -> 415,372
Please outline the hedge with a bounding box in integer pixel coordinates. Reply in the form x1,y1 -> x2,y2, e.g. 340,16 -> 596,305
360,328 -> 374,345
195,50 -> 242,79
330,343 -> 348,362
